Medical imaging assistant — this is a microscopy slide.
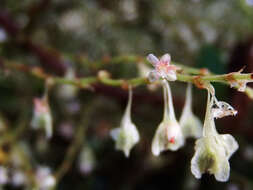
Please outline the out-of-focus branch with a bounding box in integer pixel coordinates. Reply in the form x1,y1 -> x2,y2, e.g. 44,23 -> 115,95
54,102 -> 95,182
0,9 -> 66,75
0,10 -> 20,36
24,0 -> 52,34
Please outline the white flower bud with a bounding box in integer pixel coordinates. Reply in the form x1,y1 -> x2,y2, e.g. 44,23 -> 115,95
31,97 -> 53,139
57,67 -> 78,99
151,80 -> 184,156
110,87 -> 140,157
179,84 -> 202,139
78,145 -> 96,175
35,166 -> 56,190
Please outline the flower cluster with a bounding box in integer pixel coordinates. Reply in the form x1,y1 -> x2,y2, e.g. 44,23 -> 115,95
110,53 -> 239,182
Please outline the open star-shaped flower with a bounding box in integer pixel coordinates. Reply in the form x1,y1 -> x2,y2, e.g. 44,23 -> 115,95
147,53 -> 179,82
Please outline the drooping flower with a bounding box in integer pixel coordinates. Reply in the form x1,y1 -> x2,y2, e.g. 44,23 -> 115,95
31,96 -> 53,139
179,83 -> 202,139
110,86 -> 140,157
57,67 -> 78,99
35,166 -> 55,190
78,144 -> 96,175
151,80 -> 184,156
0,166 -> 8,185
191,91 -> 239,182
11,170 -> 26,187
147,53 -> 179,82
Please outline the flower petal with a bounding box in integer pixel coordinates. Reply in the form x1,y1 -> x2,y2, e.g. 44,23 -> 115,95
160,53 -> 171,64
148,70 -> 160,82
147,54 -> 159,66
181,113 -> 202,139
214,158 -> 230,182
191,139 -> 205,179
110,128 -> 121,141
165,71 -> 177,81
220,134 -> 239,158
151,122 -> 167,156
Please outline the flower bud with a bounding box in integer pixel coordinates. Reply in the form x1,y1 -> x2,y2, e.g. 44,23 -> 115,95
31,97 -> 53,139
0,167 -> 8,185
179,84 -> 202,139
110,87 -> 140,157
35,166 -> 55,190
191,91 -> 238,182
57,67 -> 78,99
78,145 -> 96,175
151,80 -> 184,156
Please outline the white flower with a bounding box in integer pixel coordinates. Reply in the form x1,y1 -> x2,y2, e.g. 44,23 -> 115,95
179,84 -> 202,139
191,92 -> 239,182
110,87 -> 140,157
31,97 -> 53,139
35,166 -> 56,190
0,167 -> 8,185
11,170 -> 26,187
57,67 -> 78,99
79,145 -> 96,175
137,62 -> 159,91
147,53 -> 179,82
151,80 -> 184,156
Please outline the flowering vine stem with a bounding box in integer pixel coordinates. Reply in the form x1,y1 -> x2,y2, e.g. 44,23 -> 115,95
1,58 -> 253,98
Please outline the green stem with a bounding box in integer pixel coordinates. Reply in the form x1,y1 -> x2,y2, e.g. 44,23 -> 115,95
2,58 -> 253,99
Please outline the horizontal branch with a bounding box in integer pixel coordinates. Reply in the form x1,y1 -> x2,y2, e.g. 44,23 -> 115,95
1,58 -> 253,99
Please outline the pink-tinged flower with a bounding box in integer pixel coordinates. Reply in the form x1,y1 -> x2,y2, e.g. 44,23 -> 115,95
151,80 -> 184,156
31,97 -> 53,139
147,53 -> 179,82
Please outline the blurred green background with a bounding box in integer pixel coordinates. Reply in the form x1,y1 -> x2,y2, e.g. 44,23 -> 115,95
0,0 -> 253,189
